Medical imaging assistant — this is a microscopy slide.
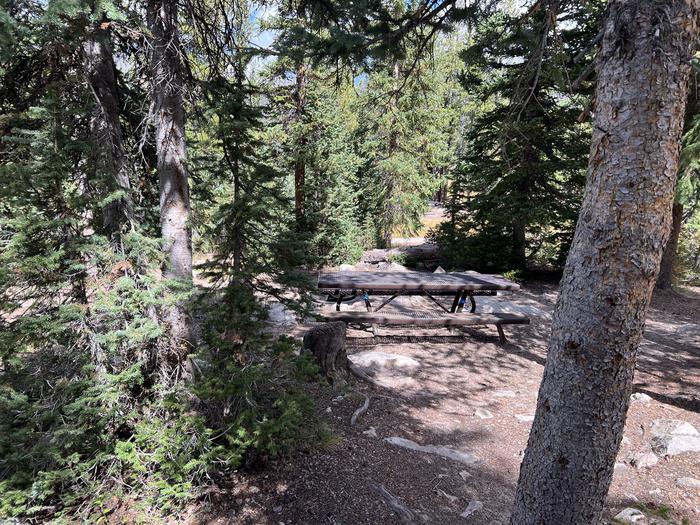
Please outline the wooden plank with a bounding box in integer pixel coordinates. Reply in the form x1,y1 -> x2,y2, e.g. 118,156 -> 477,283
321,311 -> 530,327
317,271 -> 520,292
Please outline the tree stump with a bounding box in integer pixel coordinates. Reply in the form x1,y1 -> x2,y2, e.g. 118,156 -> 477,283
302,322 -> 348,382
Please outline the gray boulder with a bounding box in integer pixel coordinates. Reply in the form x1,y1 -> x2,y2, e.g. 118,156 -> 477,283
650,420 -> 700,456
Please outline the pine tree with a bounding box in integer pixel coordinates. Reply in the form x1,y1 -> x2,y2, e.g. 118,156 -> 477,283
438,1 -> 602,271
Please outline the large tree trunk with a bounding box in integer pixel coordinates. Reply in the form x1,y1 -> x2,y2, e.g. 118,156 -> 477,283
146,0 -> 193,363
511,1 -> 699,524
656,201 -> 684,290
84,17 -> 133,239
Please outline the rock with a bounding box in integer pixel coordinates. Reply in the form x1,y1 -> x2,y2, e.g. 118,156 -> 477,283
377,261 -> 408,272
614,462 -> 628,471
474,408 -> 493,419
459,500 -> 483,518
515,414 -> 535,422
433,266 -> 446,273
363,427 -> 378,438
492,390 -> 516,398
273,505 -> 283,513
349,351 -> 421,372
302,322 -> 348,382
627,451 -> 658,469
384,436 -> 478,465
338,263 -> 355,271
650,419 -> 700,456
677,477 -> 700,489
325,407 -> 332,413
631,392 -> 653,403
614,508 -> 647,524
361,249 -> 391,263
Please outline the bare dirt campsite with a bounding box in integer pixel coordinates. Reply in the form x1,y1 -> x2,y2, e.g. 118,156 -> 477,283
4,1 -> 700,524
188,246 -> 700,525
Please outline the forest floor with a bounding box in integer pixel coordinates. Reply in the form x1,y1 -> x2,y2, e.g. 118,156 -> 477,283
184,206 -> 700,525
187,282 -> 700,525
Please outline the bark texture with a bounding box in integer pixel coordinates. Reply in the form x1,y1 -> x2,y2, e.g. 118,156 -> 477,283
656,201 -> 683,289
84,18 -> 133,238
511,1 -> 699,523
147,0 -> 193,354
302,322 -> 348,382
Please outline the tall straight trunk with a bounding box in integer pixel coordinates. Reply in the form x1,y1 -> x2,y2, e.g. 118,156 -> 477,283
146,0 -> 193,356
380,60 -> 402,248
511,1 -> 699,524
656,201 -> 684,289
84,16 -> 133,238
293,63 -> 307,226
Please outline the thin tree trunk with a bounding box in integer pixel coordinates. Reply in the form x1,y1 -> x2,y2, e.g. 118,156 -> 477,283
232,151 -> 242,273
656,201 -> 684,290
294,63 -> 307,226
84,16 -> 133,239
511,1 -> 699,523
146,0 -> 193,363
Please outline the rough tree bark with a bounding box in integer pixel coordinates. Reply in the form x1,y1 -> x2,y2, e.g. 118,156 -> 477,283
146,0 -> 194,362
656,201 -> 684,289
511,1 -> 699,523
84,16 -> 133,238
302,322 -> 348,382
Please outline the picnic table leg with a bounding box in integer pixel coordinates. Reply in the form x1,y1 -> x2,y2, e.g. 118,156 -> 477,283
468,293 -> 476,313
496,324 -> 507,344
455,291 -> 468,313
335,292 -> 345,312
450,291 -> 463,313
362,290 -> 372,312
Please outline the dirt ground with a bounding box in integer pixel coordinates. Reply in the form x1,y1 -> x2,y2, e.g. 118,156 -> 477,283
188,282 -> 700,525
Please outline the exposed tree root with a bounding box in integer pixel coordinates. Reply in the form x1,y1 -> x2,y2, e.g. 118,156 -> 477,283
368,480 -> 417,525
350,394 -> 370,426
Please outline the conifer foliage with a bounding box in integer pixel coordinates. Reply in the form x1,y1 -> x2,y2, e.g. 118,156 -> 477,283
437,1 -> 603,271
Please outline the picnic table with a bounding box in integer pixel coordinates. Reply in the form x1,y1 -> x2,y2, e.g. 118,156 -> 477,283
316,270 -> 528,343
317,270 -> 520,313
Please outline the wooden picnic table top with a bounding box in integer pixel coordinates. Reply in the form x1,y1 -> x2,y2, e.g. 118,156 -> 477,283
317,271 -> 520,292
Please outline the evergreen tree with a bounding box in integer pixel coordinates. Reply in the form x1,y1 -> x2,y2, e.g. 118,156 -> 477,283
357,42 -> 458,247
438,1 -> 602,271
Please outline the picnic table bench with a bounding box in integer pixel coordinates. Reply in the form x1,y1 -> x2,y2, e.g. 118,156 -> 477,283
316,270 -> 529,343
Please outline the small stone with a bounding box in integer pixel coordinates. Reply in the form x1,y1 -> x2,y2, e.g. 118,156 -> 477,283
433,266 -> 446,273
273,505 -> 283,513
326,407 -> 332,413
677,477 -> 700,489
627,451 -> 658,469
331,395 -> 344,403
474,408 -> 493,419
630,392 -> 652,403
492,390 -> 516,398
648,488 -> 662,496
363,427 -> 378,438
458,470 -> 471,481
614,462 -> 628,471
515,414 -> 535,422
614,507 -> 647,524
338,264 -> 355,271
460,500 -> 483,518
